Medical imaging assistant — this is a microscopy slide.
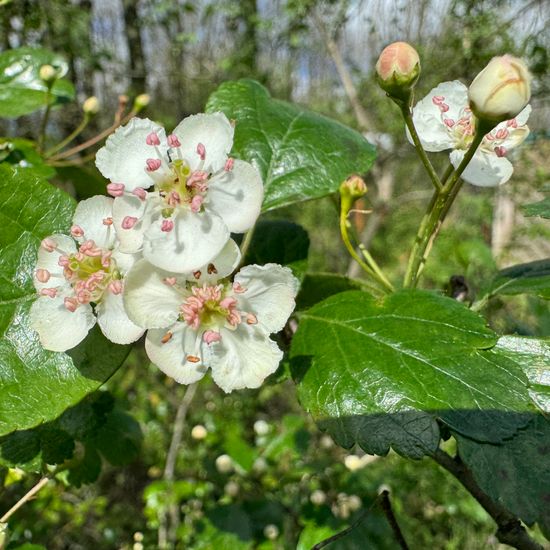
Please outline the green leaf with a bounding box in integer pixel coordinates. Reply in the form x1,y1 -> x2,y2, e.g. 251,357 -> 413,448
206,79 -> 376,211
456,414 -> 550,534
0,138 -> 56,179
296,273 -> 369,310
291,290 -> 532,458
522,197 -> 550,219
0,47 -> 75,118
494,336 -> 550,413
484,259 -> 550,300
244,220 -> 309,280
224,424 -> 257,472
0,164 -> 129,436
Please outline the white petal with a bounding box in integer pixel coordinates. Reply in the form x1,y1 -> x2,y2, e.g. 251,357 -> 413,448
409,80 -> 468,152
185,239 -> 241,285
123,259 -> 182,329
111,248 -> 139,275
208,325 -> 283,393
513,105 -> 531,126
96,290 -> 145,344
34,234 -> 76,291
143,209 -> 229,273
95,118 -> 166,191
207,159 -> 263,233
450,150 -> 514,187
112,194 -> 155,253
234,264 -> 298,333
30,297 -> 95,352
146,323 -> 207,385
72,195 -> 115,249
172,112 -> 234,172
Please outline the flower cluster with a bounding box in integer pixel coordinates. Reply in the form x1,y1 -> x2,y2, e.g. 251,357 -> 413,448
31,112 -> 298,392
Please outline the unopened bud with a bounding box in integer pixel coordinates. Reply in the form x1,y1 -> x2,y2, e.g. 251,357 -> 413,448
215,454 -> 233,474
376,42 -> 420,102
339,175 -> 367,214
468,55 -> 531,126
134,93 -> 150,112
83,96 -> 100,116
263,524 -> 279,540
191,424 -> 207,440
310,489 -> 327,506
39,64 -> 58,85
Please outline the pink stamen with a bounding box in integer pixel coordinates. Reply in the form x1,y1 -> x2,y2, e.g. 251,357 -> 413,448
64,297 -> 78,312
122,216 -> 138,230
146,132 -> 160,146
76,289 -> 91,304
146,158 -> 161,172
83,245 -> 102,257
167,191 -> 181,207
161,219 -> 174,232
40,287 -> 57,298
432,95 -> 445,104
438,103 -> 449,113
224,158 -> 234,171
36,269 -> 51,283
190,195 -> 203,213
58,255 -> 70,267
220,297 -> 237,310
507,118 -> 518,128
70,225 -> 84,238
103,217 -> 113,226
193,271 -> 202,279
168,134 -> 181,147
108,280 -> 123,294
496,128 -> 509,140
132,187 -> 147,201
233,282 -> 246,293
41,238 -> 57,252
494,146 -> 507,157
246,313 -> 258,325
79,240 -> 96,253
163,277 -> 177,286
101,251 -> 112,268
443,118 -> 455,128
107,183 -> 125,197
203,330 -> 221,344
196,142 -> 206,160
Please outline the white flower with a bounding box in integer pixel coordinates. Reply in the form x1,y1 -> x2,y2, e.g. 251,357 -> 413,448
123,240 -> 298,392
95,113 -> 263,273
409,80 -> 531,187
30,196 -> 145,352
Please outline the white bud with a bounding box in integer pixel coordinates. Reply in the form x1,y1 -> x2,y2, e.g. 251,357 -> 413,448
253,457 -> 268,473
215,454 -> 233,474
39,64 -> 58,84
344,454 -> 363,471
468,55 -> 531,124
348,495 -> 362,512
263,524 -> 279,540
191,424 -> 208,440
320,435 -> 334,449
83,96 -> 100,115
253,419 -> 270,436
224,481 -> 239,497
310,489 -> 327,506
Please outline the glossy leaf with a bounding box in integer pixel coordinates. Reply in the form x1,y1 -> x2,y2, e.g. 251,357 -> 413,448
206,79 -> 376,211
456,414 -> 550,534
296,272 -> 369,310
291,290 -> 532,458
244,219 -> 309,280
0,47 -> 75,118
0,165 -> 129,436
484,260 -> 550,300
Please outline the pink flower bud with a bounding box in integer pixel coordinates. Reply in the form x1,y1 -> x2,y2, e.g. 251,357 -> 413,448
375,42 -> 420,100
468,55 -> 531,125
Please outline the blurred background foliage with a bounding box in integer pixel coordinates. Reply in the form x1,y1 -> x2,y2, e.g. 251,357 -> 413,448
0,0 -> 549,548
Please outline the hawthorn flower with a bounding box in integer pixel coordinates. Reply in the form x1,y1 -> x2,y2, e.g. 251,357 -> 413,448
123,240 -> 298,392
95,113 -> 263,273
30,196 -> 144,351
409,80 -> 531,186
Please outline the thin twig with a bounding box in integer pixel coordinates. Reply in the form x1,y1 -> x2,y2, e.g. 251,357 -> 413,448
0,477 -> 50,524
379,490 -> 409,550
158,383 -> 199,549
432,449 -> 543,550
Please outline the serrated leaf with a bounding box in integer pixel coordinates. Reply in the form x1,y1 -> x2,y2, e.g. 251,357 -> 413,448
0,47 -> 75,118
0,164 -> 129,436
206,79 -> 376,211
291,290 -> 532,458
522,197 -> 550,219
456,414 -> 550,534
494,336 -> 550,413
244,220 -> 309,280
296,272 -> 369,310
484,259 -> 550,300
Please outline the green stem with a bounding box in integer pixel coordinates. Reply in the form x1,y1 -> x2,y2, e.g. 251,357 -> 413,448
45,115 -> 90,157
237,224 -> 256,268
37,89 -> 53,154
401,105 -> 443,192
340,212 -> 393,293
403,131 -> 485,288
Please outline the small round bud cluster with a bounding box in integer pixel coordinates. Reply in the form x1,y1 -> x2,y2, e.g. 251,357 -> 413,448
375,42 -> 420,102
468,55 -> 531,126
310,489 -> 327,506
253,419 -> 270,436
339,175 -> 367,214
215,454 -> 234,474
332,493 -> 362,519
